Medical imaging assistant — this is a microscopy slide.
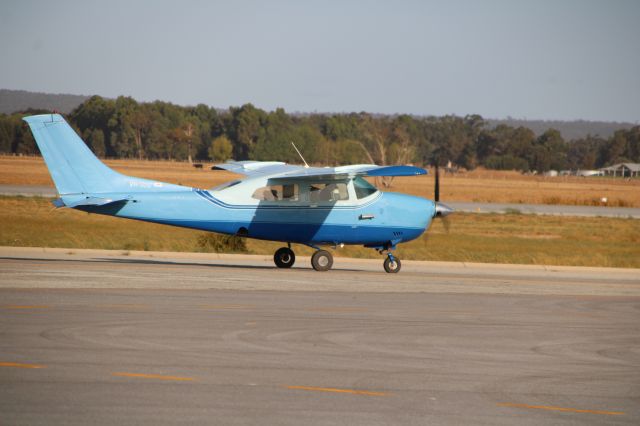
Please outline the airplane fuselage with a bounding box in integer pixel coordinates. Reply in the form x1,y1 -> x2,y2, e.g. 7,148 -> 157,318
82,180 -> 435,248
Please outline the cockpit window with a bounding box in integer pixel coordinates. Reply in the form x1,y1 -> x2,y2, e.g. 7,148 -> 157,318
308,182 -> 349,202
354,177 -> 378,199
252,184 -> 299,201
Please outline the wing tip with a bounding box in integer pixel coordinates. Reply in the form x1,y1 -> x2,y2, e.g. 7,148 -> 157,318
366,165 -> 428,177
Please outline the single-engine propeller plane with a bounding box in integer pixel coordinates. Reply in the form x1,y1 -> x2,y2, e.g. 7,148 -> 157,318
24,113 -> 453,273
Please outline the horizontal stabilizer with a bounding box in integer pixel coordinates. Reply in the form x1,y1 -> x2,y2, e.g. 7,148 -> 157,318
54,196 -> 130,208
52,198 -> 66,208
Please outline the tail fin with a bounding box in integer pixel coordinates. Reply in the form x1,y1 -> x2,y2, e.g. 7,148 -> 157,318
23,114 -> 125,195
23,114 -> 186,197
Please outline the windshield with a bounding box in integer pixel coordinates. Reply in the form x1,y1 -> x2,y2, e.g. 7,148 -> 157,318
353,176 -> 378,199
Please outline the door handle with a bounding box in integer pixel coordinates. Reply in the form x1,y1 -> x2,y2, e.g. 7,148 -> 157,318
359,214 -> 375,220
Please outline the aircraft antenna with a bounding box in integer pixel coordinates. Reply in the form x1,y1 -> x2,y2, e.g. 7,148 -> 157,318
291,142 -> 310,168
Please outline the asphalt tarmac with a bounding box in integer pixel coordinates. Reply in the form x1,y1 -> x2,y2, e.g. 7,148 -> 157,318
1,248 -> 639,425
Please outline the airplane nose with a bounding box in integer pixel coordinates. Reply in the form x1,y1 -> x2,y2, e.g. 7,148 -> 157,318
434,202 -> 454,218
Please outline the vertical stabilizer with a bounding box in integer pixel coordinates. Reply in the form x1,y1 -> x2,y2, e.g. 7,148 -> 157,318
23,114 -> 125,195
23,114 -> 187,197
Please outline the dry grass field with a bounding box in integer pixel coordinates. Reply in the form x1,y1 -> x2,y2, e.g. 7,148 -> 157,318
1,196 -> 638,268
1,155 -> 639,207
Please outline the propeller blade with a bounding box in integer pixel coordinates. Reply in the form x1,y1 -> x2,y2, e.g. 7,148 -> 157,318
442,215 -> 451,233
432,163 -> 454,222
434,165 -> 440,202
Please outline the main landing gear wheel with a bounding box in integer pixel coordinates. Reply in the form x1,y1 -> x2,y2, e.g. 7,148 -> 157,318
311,250 -> 333,272
274,247 -> 295,268
383,256 -> 401,273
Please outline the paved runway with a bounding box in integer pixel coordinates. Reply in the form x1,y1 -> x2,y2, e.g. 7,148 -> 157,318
1,248 -> 639,425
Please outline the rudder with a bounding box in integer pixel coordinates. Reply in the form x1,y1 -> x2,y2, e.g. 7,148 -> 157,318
24,114 -> 127,195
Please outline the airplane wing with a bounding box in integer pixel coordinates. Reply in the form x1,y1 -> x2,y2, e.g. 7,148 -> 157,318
280,164 -> 427,179
213,161 -> 427,179
212,161 -> 297,176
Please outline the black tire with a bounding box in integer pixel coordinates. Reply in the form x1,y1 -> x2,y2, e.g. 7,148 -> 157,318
311,250 -> 333,272
274,247 -> 295,268
383,257 -> 401,273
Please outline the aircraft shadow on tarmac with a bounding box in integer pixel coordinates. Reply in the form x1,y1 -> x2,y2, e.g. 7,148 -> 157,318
1,257 -> 361,272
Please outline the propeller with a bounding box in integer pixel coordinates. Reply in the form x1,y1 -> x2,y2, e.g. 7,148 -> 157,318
435,164 -> 440,202
433,165 -> 454,230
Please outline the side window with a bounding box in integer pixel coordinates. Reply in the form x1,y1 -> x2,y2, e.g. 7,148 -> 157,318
354,177 -> 378,199
252,184 -> 299,201
309,182 -> 349,202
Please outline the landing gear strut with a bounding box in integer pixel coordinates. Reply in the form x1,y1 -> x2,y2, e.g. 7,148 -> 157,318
274,246 -> 295,268
311,249 -> 333,272
383,252 -> 401,273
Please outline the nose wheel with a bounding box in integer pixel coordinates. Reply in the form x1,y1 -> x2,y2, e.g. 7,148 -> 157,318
274,246 -> 295,268
383,253 -> 401,273
311,250 -> 333,271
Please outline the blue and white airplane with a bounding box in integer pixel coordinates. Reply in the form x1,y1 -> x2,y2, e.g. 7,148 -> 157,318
24,113 -> 453,273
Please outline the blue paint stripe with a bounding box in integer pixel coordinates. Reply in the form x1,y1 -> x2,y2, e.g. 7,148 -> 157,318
118,215 -> 419,230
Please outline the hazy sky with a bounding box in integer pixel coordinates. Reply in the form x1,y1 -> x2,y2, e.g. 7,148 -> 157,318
1,0 -> 639,122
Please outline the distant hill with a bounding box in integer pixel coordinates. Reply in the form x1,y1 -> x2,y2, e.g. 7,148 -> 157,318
486,118 -> 636,140
1,89 -> 636,140
0,89 -> 90,114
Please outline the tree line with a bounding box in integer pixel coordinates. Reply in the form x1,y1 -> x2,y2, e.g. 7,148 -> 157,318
1,95 -> 638,171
